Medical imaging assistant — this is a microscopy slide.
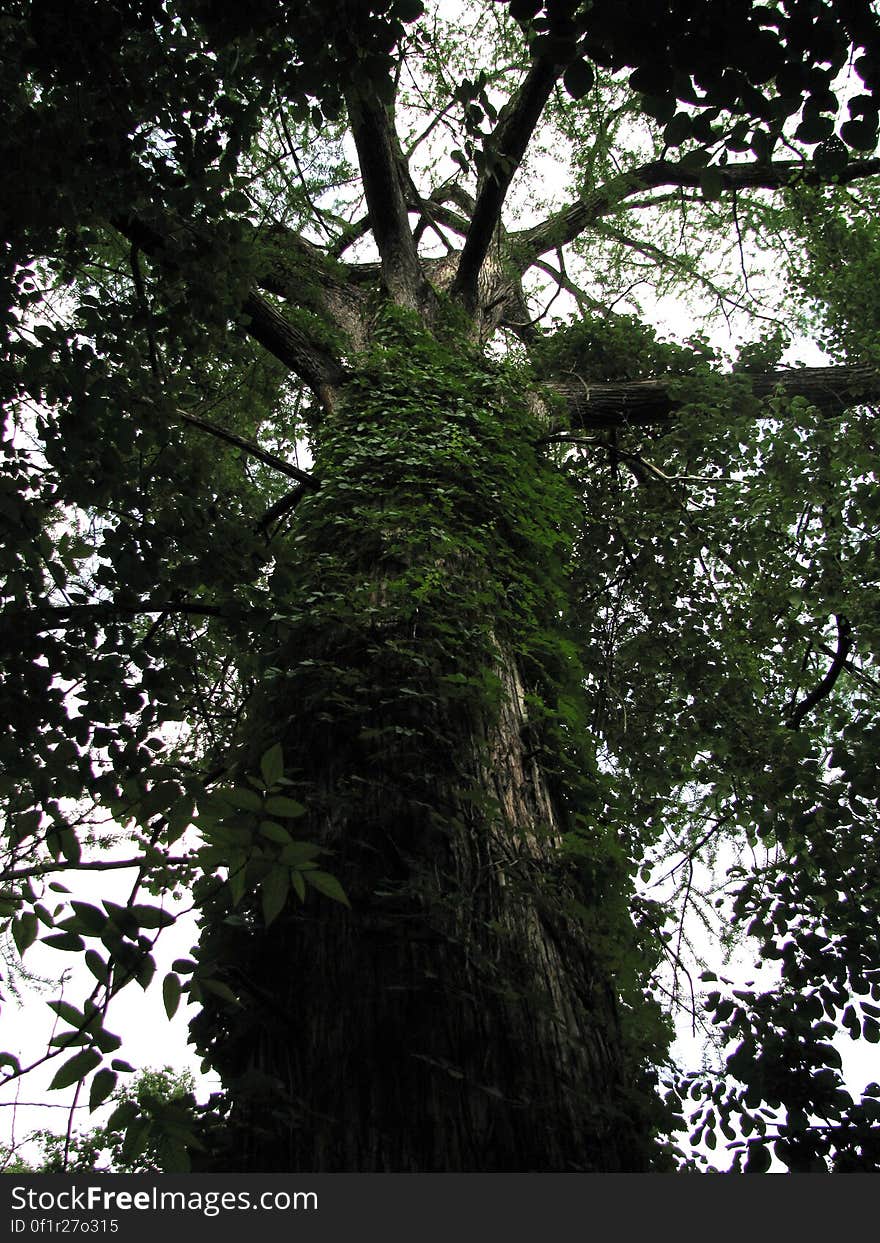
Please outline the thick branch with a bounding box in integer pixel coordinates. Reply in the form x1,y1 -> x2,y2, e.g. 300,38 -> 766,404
345,85 -> 427,310
787,615 -> 852,729
238,290 -> 345,400
114,215 -> 346,400
552,364 -> 880,431
452,56 -> 565,309
256,484 -> 308,535
513,157 -> 880,270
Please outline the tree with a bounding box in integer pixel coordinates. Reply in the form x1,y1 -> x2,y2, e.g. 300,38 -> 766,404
5,1068 -> 198,1173
2,0 -> 880,1172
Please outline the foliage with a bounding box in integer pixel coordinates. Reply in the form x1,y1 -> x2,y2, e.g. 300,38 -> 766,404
6,1068 -> 199,1173
2,0 -> 880,1171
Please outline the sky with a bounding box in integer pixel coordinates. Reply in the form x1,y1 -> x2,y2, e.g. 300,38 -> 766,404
0,863 -> 218,1168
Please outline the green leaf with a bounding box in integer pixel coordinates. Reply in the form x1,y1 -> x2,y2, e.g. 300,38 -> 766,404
200,978 -> 240,1006
47,999 -> 84,1027
228,859 -> 249,907
813,136 -> 848,174
12,809 -> 41,844
160,1139 -> 192,1173
304,869 -> 351,907
281,841 -> 322,866
121,1117 -> 152,1164
50,1031 -> 88,1049
395,0 -> 424,21
42,932 -> 85,952
261,865 -> 290,926
85,949 -> 110,984
508,0 -> 540,20
795,114 -> 834,144
12,912 -> 38,956
562,59 -> 594,101
48,1048 -> 102,1091
163,972 -> 183,1019
135,953 -> 156,990
58,827 -> 82,865
264,795 -> 307,818
89,1068 -> 117,1111
664,112 -> 692,146
745,1141 -> 772,1172
106,1101 -> 138,1131
259,820 -> 293,844
93,1029 -> 123,1054
840,118 -> 877,151
260,742 -> 284,787
70,902 -> 108,935
223,785 -> 263,813
640,93 -> 676,123
130,904 -> 175,929
103,901 -> 139,937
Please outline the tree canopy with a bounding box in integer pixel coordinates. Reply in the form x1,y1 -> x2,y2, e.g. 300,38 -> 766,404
3,0 -> 880,1173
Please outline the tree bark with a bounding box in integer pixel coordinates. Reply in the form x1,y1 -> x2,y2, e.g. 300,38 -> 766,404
196,668 -> 647,1170
190,363 -> 657,1172
552,363 -> 880,430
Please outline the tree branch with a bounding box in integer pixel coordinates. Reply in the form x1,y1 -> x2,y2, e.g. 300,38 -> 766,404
344,82 -> 427,310
1,856 -> 192,883
114,215 -> 347,401
787,615 -> 852,729
1,601 -> 229,634
256,483 -> 309,536
451,56 -> 565,310
239,290 -> 346,402
512,157 -> 880,271
550,364 -> 880,432
178,406 -> 318,487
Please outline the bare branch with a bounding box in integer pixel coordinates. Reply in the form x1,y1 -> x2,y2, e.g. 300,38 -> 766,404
345,83 -> 428,310
274,99 -> 336,244
1,856 -> 192,883
256,484 -> 309,536
451,56 -> 565,310
512,157 -> 880,272
178,406 -> 318,487
787,615 -> 853,729
241,290 -> 346,401
328,212 -> 373,259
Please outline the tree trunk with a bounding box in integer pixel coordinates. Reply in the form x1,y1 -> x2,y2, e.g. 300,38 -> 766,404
191,323 -> 662,1171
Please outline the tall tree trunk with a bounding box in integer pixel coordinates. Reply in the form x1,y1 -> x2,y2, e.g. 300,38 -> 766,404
191,321 -> 663,1171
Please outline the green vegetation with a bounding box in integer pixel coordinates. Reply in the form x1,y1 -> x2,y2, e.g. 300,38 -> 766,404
2,0 -> 880,1171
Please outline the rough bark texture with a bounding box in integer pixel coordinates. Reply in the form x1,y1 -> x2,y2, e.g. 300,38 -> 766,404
194,651 -> 648,1171
553,363 -> 880,430
191,365 -> 655,1171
